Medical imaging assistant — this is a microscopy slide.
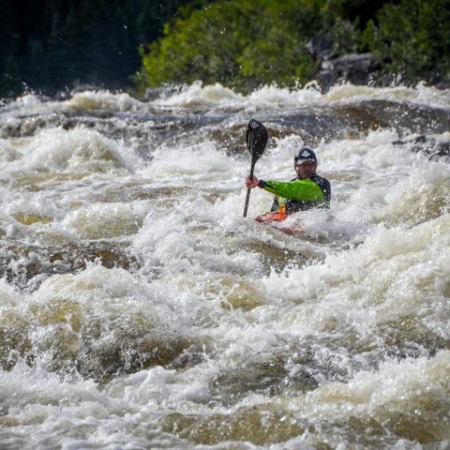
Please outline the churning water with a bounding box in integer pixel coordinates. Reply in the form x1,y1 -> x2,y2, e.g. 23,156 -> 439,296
1,81 -> 450,449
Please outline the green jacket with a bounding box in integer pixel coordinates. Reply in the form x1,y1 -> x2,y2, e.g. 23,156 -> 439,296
259,175 -> 331,213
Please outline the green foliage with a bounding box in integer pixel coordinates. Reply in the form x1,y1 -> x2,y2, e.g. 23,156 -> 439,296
363,0 -> 450,84
136,1 -> 258,90
137,0 -> 357,92
236,0 -> 325,89
137,0 -> 450,92
2,0 -> 449,97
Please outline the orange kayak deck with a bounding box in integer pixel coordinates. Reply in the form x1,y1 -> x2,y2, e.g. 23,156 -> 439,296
255,212 -> 286,222
255,212 -> 301,236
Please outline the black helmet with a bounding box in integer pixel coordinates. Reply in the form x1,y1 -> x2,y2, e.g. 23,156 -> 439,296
294,147 -> 317,165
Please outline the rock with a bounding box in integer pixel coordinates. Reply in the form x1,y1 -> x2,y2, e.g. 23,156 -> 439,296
306,36 -> 334,61
316,53 -> 379,92
393,134 -> 450,164
144,85 -> 179,101
306,36 -> 380,92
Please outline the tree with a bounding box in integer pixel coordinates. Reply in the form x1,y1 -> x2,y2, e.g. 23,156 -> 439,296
46,10 -> 69,87
0,56 -> 23,98
363,0 -> 450,85
135,0 -> 363,92
25,37 -> 49,90
1,0 -> 207,97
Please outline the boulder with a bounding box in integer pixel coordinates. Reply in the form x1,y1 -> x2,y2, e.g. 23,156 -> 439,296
316,53 -> 379,92
306,36 -> 379,92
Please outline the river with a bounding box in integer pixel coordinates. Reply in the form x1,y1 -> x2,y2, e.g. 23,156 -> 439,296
1,81 -> 450,449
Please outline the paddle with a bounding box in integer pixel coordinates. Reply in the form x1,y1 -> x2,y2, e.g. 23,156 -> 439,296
243,119 -> 269,217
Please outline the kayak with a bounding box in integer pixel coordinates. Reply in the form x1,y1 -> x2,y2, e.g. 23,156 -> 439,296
255,212 -> 286,222
255,203 -> 286,223
254,205 -> 300,235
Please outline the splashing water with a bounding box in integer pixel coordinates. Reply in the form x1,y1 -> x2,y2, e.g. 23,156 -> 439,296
0,82 -> 450,449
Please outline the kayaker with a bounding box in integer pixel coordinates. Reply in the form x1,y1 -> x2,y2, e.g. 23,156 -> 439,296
245,147 -> 331,222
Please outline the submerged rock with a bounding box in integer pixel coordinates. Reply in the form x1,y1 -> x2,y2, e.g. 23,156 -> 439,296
393,134 -> 450,164
76,321 -> 196,381
0,242 -> 139,291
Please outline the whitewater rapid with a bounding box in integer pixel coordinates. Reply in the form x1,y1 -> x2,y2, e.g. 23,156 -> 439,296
0,82 -> 450,449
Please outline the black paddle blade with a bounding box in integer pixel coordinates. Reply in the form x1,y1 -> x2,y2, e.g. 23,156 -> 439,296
246,119 -> 268,161
243,119 -> 268,218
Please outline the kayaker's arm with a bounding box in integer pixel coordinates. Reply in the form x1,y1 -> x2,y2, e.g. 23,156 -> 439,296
258,179 -> 324,202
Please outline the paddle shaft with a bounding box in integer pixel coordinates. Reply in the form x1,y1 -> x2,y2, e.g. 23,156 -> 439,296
243,155 -> 257,217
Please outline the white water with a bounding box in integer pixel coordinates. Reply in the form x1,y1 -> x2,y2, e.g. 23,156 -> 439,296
0,82 -> 450,449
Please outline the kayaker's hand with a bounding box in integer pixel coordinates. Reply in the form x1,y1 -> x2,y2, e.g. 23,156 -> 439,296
246,176 -> 259,189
